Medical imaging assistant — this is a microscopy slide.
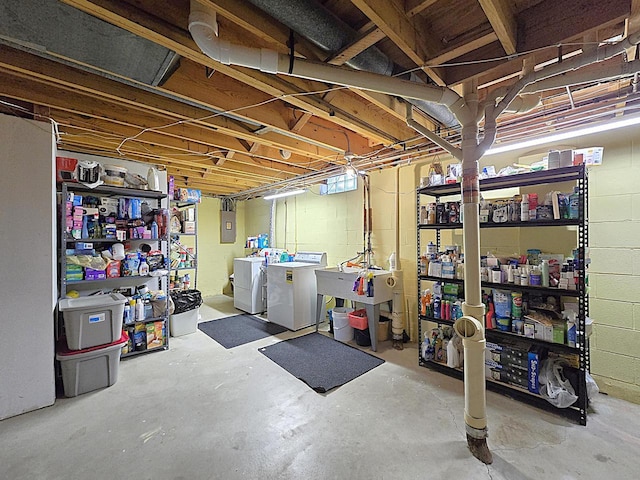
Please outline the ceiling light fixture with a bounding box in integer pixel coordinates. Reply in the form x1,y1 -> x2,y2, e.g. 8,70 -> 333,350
484,114 -> 640,156
263,189 -> 306,200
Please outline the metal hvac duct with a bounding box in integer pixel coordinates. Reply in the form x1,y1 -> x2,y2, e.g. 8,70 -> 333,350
245,0 -> 458,128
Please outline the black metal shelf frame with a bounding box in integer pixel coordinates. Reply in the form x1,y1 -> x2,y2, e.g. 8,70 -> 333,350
416,165 -> 589,425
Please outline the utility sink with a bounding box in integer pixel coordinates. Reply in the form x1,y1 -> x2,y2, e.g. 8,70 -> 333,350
315,267 -> 395,351
315,267 -> 393,304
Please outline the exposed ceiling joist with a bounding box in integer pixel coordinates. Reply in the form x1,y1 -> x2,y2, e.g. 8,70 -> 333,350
477,0 -> 517,55
350,0 -> 446,85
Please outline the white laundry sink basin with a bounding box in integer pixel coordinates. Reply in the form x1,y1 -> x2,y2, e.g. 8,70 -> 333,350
315,267 -> 393,305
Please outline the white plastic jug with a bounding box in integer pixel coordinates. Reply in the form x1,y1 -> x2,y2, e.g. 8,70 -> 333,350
147,167 -> 159,191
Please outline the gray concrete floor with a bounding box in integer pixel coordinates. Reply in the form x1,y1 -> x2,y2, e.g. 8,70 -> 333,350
1,294 -> 639,480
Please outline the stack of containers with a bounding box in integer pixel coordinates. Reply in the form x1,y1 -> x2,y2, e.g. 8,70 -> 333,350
56,293 -> 127,397
332,307 -> 354,342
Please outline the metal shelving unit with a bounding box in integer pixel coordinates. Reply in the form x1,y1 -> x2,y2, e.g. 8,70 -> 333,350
417,165 -> 590,425
169,200 -> 198,290
58,182 -> 170,357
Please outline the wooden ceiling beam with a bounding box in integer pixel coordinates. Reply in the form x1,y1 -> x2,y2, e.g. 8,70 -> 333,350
60,0 -> 406,145
350,0 -> 446,85
515,0 -> 629,52
0,67 -> 331,173
404,0 -> 439,18
326,24 -> 387,66
56,118 -> 314,178
441,0 -> 628,87
0,45 -> 341,161
477,0 -> 517,55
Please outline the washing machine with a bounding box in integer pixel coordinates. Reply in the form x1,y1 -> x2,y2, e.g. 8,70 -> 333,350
267,252 -> 327,330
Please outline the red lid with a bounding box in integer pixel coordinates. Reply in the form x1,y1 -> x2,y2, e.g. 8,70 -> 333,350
57,331 -> 128,356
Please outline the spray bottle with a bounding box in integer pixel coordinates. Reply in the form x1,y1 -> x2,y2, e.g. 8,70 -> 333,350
565,311 -> 577,347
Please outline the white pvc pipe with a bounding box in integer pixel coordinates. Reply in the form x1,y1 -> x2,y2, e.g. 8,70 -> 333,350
406,105 -> 463,160
390,165 -> 404,340
454,314 -> 487,433
188,0 -> 461,108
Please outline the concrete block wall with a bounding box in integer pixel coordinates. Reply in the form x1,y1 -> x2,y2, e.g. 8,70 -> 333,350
483,126 -> 640,404
585,127 -> 640,403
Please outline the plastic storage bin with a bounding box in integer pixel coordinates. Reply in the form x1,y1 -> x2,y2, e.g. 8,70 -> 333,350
170,308 -> 200,336
348,309 -> 368,330
56,332 -> 127,397
58,293 -> 126,350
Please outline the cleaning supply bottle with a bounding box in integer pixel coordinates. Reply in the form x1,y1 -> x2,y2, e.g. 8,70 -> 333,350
138,255 -> 149,276
123,301 -> 132,324
135,297 -> 145,321
150,220 -> 158,239
520,194 -> 529,222
541,259 -> 550,287
485,297 -> 495,329
565,311 -> 577,347
569,186 -> 580,219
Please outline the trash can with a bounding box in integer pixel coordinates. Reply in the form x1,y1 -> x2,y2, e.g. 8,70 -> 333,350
170,289 -> 202,336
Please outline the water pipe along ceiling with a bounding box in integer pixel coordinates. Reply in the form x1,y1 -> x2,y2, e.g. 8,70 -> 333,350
0,0 -> 636,198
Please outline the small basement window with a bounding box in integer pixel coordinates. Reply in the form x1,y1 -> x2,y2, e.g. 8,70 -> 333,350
320,173 -> 358,195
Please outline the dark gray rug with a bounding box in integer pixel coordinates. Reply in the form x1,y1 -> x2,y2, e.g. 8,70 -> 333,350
198,314 -> 288,349
258,332 -> 385,393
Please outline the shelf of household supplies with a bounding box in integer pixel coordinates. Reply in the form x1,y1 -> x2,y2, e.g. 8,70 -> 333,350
419,315 -> 580,353
419,359 -> 583,423
126,316 -> 166,325
419,219 -> 580,230
121,344 -> 168,359
419,275 -> 464,284
419,275 -> 580,297
418,165 -> 586,197
66,275 -> 159,285
170,200 -> 198,207
63,182 -> 167,199
172,266 -> 196,271
65,236 -> 168,243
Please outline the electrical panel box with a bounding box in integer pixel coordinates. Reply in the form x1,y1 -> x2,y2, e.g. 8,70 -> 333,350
220,210 -> 236,243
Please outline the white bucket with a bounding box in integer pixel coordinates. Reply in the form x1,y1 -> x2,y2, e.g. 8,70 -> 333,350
332,307 -> 353,329
334,324 -> 353,342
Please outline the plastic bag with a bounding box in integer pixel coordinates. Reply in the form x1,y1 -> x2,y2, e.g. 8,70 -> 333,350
170,289 -> 202,314
586,372 -> 599,401
539,358 -> 578,408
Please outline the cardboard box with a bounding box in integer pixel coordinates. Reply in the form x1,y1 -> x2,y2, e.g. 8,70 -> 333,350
183,221 -> 196,234
85,268 -> 106,280
176,188 -> 201,203
485,340 -> 541,394
56,156 -> 78,183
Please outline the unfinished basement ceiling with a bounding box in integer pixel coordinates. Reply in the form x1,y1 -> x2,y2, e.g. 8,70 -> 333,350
0,0 -> 636,198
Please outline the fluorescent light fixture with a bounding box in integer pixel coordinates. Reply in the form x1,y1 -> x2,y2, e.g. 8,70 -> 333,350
485,114 -> 640,156
263,189 -> 306,200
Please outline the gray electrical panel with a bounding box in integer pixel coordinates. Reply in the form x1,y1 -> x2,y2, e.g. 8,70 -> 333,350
220,210 -> 236,243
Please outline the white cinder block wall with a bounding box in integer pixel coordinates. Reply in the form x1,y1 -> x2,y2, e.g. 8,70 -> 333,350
586,127 -> 640,402
484,125 -> 640,403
